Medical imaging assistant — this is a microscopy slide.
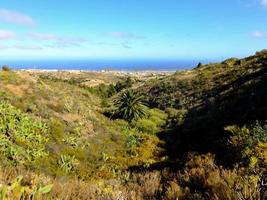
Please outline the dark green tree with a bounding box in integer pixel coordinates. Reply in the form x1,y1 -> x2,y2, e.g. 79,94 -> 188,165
196,62 -> 202,68
2,65 -> 12,71
112,89 -> 148,122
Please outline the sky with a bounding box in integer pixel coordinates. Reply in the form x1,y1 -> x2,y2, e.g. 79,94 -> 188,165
0,0 -> 267,60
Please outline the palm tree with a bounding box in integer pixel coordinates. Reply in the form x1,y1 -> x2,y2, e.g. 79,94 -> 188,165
112,89 -> 148,122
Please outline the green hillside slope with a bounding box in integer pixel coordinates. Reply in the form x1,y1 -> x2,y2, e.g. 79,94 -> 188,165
0,51 -> 266,199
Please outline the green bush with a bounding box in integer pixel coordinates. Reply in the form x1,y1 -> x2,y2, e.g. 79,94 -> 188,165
134,119 -> 158,134
226,121 -> 267,168
49,118 -> 65,143
2,65 -> 12,71
0,70 -> 19,84
148,108 -> 167,126
0,175 -> 53,200
165,108 -> 187,127
0,102 -> 49,165
133,109 -> 167,134
58,154 -> 78,173
226,121 -> 267,149
127,134 -> 141,148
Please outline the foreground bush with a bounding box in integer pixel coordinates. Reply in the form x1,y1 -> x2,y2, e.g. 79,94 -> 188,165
0,176 -> 53,200
160,153 -> 263,200
226,121 -> 267,170
0,102 -> 49,165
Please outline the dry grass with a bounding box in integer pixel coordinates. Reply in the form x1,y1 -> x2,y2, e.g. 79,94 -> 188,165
3,84 -> 29,97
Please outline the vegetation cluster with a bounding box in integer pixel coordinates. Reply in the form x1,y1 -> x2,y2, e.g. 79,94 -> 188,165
0,50 -> 267,199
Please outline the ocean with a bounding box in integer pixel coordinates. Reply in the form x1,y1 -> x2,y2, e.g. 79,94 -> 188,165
0,59 -> 205,71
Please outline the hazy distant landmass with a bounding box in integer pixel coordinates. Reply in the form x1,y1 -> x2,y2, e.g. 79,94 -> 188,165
0,59 -> 212,71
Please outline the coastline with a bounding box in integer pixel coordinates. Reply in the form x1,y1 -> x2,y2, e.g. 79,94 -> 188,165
14,68 -> 176,87
16,68 -> 176,76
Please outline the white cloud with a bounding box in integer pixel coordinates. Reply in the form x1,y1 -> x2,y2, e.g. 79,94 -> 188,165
251,31 -> 267,38
13,45 -> 43,50
0,30 -> 16,40
108,32 -> 144,39
29,33 -> 57,40
29,32 -> 87,48
0,9 -> 36,26
53,37 -> 87,48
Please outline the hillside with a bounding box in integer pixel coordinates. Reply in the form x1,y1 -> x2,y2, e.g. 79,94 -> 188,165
141,50 -> 267,159
0,51 -> 266,199
142,50 -> 267,110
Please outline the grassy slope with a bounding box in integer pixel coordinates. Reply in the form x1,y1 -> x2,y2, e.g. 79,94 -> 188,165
0,50 -> 267,199
0,70 -> 162,180
142,50 -> 267,109
141,50 -> 267,157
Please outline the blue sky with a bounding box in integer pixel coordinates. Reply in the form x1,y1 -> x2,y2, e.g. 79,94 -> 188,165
0,0 -> 267,60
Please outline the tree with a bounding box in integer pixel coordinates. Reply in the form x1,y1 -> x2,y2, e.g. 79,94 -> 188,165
112,89 -> 148,122
2,65 -> 12,71
196,62 -> 202,68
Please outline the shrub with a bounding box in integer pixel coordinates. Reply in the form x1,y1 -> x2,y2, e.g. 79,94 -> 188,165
0,69 -> 19,84
133,108 -> 167,134
165,108 -> 187,127
164,181 -> 189,200
0,175 -> 53,200
112,89 -> 148,122
134,119 -> 158,134
225,121 -> 267,168
49,118 -> 65,143
2,65 -> 12,71
114,77 -> 134,92
127,134 -> 141,148
0,102 -> 49,165
148,108 -> 167,126
126,134 -> 142,156
58,155 -> 78,173
179,153 -> 262,200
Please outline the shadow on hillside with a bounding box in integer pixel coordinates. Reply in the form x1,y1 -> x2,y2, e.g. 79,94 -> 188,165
130,62 -> 267,172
